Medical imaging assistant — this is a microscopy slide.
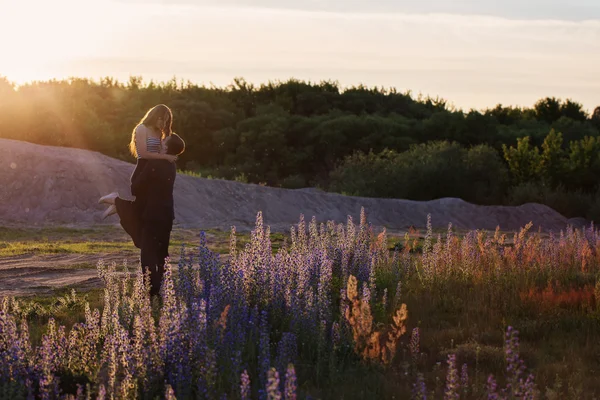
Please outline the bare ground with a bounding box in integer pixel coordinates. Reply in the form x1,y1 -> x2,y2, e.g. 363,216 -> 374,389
0,227 -> 218,297
0,252 -> 139,297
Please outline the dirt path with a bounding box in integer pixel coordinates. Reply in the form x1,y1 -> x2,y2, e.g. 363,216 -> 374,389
0,226 -> 209,297
0,253 -> 140,297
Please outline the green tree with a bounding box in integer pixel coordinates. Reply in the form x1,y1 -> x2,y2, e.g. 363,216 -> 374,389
534,97 -> 562,123
564,136 -> 600,192
559,99 -> 587,121
464,144 -> 510,204
502,136 -> 541,185
539,129 -> 565,187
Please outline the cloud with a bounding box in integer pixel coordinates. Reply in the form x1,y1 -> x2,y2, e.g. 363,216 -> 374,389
116,0 -> 600,21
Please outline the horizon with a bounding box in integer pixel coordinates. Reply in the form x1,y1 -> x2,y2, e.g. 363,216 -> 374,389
1,74 -> 595,114
2,0 -> 599,112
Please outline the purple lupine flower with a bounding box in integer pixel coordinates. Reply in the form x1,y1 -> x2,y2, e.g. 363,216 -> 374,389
504,325 -> 533,397
339,288 -> 348,323
176,243 -> 196,305
423,214 -> 433,256
368,257 -> 377,302
401,250 -> 411,275
117,324 -> 137,399
96,384 -> 106,400
317,259 -> 333,326
240,369 -> 251,400
0,309 -> 19,379
159,261 -> 178,364
275,333 -> 298,380
394,281 -> 402,308
410,328 -> 420,359
105,333 -> 118,396
486,375 -> 499,400
522,373 -> 536,399
431,234 -> 443,274
83,307 -> 101,378
100,288 -> 112,335
304,288 -> 319,335
411,373 -> 427,400
445,223 -> 454,265
340,249 -> 350,282
258,311 -> 271,395
266,368 -> 282,400
165,384 -> 177,400
444,354 -> 459,400
198,348 -> 218,399
361,285 -> 371,306
381,288 -> 388,311
25,377 -> 35,400
331,322 -> 341,350
75,384 -> 85,400
38,318 -> 61,400
461,363 -> 469,395
132,315 -> 147,382
284,364 -> 297,400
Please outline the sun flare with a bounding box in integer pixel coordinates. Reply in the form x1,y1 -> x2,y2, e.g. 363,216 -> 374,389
0,0 -> 136,83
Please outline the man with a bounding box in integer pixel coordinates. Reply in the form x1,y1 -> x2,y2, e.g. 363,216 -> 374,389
131,133 -> 185,296
99,133 -> 185,296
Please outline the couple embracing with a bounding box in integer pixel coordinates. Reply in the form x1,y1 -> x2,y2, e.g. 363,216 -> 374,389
99,104 -> 184,297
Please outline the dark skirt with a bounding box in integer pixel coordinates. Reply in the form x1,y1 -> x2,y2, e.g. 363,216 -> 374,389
116,158 -> 150,248
115,197 -> 143,249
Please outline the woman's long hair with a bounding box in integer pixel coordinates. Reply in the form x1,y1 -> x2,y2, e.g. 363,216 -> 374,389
129,104 -> 173,157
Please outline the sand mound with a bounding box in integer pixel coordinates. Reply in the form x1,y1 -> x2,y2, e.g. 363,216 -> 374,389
0,139 -> 574,232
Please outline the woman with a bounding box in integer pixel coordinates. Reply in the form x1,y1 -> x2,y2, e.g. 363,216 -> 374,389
99,104 -> 176,210
128,104 -> 178,180
99,104 -> 177,241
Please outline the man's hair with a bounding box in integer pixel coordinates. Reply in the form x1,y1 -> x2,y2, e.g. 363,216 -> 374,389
166,133 -> 185,156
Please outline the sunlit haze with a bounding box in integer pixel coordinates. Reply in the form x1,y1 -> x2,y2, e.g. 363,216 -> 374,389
2,0 -> 599,111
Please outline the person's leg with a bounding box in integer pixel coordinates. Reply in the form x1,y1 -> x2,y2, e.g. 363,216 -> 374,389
140,225 -> 161,297
157,221 -> 172,265
151,222 -> 172,295
98,192 -> 119,205
102,204 -> 117,219
114,198 -> 143,248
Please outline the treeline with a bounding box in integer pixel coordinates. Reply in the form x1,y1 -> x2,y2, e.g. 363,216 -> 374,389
330,132 -> 600,220
1,76 -> 600,218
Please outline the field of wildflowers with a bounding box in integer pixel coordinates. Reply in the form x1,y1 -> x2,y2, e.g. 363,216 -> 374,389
1,209 -> 600,399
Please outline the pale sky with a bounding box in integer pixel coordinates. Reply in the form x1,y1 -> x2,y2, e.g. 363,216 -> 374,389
1,0 -> 599,111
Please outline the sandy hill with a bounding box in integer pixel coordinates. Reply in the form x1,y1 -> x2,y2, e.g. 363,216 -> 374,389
0,138 -> 576,233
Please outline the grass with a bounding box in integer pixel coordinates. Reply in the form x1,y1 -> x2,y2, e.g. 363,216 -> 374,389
12,287 -> 104,345
0,241 -> 136,257
0,226 -> 221,257
0,225 -> 286,261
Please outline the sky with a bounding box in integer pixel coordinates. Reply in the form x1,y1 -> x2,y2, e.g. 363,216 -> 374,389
1,0 -> 599,111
